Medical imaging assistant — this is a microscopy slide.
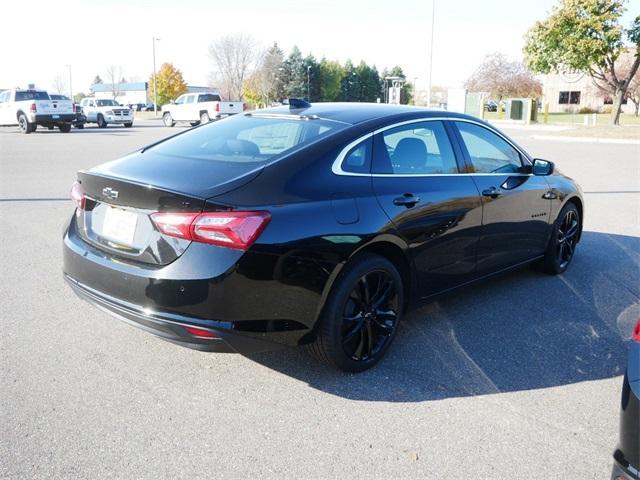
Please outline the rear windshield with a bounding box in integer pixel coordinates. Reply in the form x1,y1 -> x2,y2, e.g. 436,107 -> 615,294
50,94 -> 70,100
15,91 -> 49,101
149,115 -> 348,165
199,93 -> 221,102
96,99 -> 119,106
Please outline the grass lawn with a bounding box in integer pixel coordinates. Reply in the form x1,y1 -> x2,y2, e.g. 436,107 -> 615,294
484,111 -> 640,126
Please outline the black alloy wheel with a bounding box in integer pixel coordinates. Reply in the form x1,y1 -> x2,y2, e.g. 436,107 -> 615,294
538,202 -> 580,274
308,253 -> 403,372
341,270 -> 400,362
556,208 -> 579,269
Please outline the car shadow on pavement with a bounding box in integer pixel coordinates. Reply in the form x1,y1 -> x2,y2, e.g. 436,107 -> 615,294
247,231 -> 639,402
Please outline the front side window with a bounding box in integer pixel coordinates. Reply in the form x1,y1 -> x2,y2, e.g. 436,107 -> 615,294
373,120 -> 458,174
185,95 -> 195,104
174,95 -> 185,105
455,122 -> 522,174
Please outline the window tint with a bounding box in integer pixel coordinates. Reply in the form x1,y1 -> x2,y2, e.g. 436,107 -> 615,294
341,138 -> 371,174
185,95 -> 195,104
15,91 -> 49,101
199,94 -> 221,102
150,115 -> 346,164
455,122 -> 522,174
373,121 -> 458,174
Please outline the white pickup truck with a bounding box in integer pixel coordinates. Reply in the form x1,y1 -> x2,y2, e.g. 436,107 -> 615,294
161,92 -> 243,127
0,88 -> 75,133
79,98 -> 134,128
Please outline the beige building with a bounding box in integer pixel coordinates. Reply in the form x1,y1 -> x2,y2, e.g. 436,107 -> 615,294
543,72 -> 633,114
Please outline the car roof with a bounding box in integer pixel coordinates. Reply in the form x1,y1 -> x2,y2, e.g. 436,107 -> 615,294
253,102 -> 475,126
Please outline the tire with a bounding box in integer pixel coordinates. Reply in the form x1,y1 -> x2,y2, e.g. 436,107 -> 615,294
124,122 -> 133,128
307,253 -> 404,372
58,123 -> 71,133
75,123 -> 84,129
537,202 -> 580,275
190,121 -> 200,127
97,114 -> 107,128
200,112 -> 210,124
18,114 -> 35,134
47,126 -> 54,130
163,112 -> 175,127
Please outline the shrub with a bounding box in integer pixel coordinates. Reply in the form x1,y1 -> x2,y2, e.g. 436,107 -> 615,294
600,106 -> 612,114
578,107 -> 598,114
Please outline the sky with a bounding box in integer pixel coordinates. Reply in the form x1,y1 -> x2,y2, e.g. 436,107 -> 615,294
1,0 -> 638,95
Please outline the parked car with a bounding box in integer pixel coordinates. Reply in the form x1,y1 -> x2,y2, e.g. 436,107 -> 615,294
62,101 -> 584,372
79,98 -> 134,128
161,92 -> 243,127
49,94 -> 86,129
0,87 -> 74,133
612,319 -> 640,480
484,100 -> 498,112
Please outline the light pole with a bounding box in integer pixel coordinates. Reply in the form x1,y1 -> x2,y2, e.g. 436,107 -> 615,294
65,64 -> 72,102
152,36 -> 160,117
307,65 -> 311,101
427,0 -> 435,107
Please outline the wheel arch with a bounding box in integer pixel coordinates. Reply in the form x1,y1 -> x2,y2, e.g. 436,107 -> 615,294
564,195 -> 584,242
16,109 -> 26,120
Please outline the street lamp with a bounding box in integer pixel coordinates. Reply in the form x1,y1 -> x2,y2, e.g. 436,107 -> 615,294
152,36 -> 160,117
426,0 -> 436,107
307,65 -> 311,101
65,64 -> 72,102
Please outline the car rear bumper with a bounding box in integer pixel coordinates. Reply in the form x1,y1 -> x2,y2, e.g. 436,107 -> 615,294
613,371 -> 640,479
34,113 -> 75,124
62,213 -> 332,351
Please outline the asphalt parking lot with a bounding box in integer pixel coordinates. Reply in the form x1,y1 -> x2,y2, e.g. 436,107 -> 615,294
1,120 -> 639,479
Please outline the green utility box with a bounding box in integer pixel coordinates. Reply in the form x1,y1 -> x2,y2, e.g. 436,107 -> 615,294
506,98 -> 538,124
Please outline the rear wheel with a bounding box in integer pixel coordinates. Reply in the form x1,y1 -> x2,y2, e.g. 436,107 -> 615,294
18,114 -> 35,134
97,114 -> 107,128
58,123 -> 71,133
308,253 -> 403,372
200,112 -> 210,124
163,112 -> 175,127
190,121 -> 200,127
538,202 -> 580,274
75,123 -> 84,129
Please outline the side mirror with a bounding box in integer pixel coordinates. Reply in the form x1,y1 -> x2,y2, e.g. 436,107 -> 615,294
532,158 -> 554,176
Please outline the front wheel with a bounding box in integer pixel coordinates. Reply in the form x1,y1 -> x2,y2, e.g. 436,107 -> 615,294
163,112 -> 175,127
124,122 -> 133,128
537,202 -> 580,274
97,114 -> 107,128
307,253 -> 403,372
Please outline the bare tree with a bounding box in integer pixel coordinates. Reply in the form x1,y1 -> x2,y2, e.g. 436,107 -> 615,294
593,50 -> 640,117
52,75 -> 67,94
105,65 -> 123,99
465,52 -> 542,100
209,34 -> 259,101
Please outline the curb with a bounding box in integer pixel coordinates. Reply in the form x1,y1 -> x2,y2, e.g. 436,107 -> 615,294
531,135 -> 640,145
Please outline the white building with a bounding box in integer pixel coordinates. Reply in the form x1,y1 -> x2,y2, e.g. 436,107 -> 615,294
542,73 -> 633,114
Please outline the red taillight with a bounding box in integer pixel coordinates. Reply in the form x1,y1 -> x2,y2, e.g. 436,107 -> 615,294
215,103 -> 220,112
633,320 -> 640,342
150,211 -> 271,250
30,103 -> 37,113
70,180 -> 85,209
184,326 -> 219,338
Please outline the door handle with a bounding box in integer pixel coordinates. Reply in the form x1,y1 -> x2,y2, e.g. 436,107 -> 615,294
482,187 -> 502,199
393,194 -> 420,207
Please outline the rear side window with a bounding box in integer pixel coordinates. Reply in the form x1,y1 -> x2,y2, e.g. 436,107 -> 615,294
340,138 -> 372,174
149,115 -> 347,165
373,120 -> 458,174
15,91 -> 49,101
455,122 -> 522,174
199,94 -> 221,102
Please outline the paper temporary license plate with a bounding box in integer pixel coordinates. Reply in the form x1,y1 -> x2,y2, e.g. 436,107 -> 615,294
102,206 -> 138,245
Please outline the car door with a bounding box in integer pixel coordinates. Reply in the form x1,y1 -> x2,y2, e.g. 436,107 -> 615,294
370,119 -> 483,297
451,120 -> 552,275
170,95 -> 186,120
85,99 -> 97,121
182,94 -> 196,120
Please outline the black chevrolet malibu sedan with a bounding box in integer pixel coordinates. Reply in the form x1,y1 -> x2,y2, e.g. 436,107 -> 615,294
63,102 -> 584,372
612,319 -> 640,480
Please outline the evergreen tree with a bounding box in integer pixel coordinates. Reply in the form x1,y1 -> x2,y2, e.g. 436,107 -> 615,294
283,46 -> 307,98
